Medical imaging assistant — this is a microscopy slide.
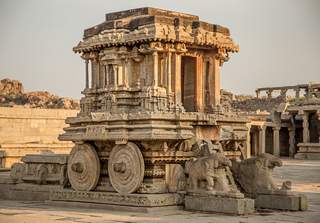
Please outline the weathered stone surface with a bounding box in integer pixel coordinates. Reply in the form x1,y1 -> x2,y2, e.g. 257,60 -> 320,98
50,190 -> 184,207
231,153 -> 309,211
231,153 -> 283,196
0,106 -> 77,168
185,194 -> 254,215
108,142 -> 145,195
255,193 -> 308,211
67,144 -> 100,191
10,154 -> 68,186
295,143 -> 320,160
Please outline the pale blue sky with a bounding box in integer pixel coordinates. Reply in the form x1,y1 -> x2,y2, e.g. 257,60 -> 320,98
0,0 -> 319,99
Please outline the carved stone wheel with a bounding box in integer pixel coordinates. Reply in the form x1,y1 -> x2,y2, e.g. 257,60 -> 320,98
108,142 -> 145,195
67,143 -> 100,191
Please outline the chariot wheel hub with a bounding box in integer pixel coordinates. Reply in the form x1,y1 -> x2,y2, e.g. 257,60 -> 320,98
67,143 -> 100,191
108,142 -> 145,195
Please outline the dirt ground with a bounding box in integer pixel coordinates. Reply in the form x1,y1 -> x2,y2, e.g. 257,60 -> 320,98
0,158 -> 319,223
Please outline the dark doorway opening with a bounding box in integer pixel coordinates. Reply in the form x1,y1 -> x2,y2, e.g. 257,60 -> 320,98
181,56 -> 196,112
280,127 -> 289,156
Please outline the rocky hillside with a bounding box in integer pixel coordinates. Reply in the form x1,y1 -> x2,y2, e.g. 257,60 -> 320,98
0,78 -> 79,109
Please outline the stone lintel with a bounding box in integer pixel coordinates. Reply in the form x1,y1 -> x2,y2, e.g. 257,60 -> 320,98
21,154 -> 68,164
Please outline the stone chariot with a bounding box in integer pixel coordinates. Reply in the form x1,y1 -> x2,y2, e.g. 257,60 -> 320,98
57,7 -> 250,209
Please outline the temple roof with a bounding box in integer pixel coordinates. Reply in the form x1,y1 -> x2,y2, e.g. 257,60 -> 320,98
73,7 -> 239,53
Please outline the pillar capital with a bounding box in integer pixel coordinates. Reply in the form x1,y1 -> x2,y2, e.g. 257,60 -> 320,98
272,126 -> 281,131
258,125 -> 266,131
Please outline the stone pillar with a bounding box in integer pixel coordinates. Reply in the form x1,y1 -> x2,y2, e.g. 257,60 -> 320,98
288,127 -> 296,157
96,60 -> 100,88
90,59 -> 97,88
302,112 -> 310,143
212,57 -> 221,106
295,88 -> 300,99
273,126 -> 281,157
113,65 -> 118,89
256,90 -> 260,98
195,56 -> 204,111
85,59 -> 89,89
280,89 -> 287,98
173,53 -> 182,109
99,62 -> 105,88
124,60 -> 129,88
317,110 -> 320,143
245,124 -> 251,158
267,90 -> 273,99
258,126 -> 266,154
152,51 -> 158,87
105,64 -> 109,87
167,52 -> 172,94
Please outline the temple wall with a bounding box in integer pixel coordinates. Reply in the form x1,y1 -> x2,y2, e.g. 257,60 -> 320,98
0,107 -> 78,168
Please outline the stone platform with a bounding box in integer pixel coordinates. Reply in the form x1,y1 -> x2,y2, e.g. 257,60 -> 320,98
185,194 -> 254,215
295,143 -> 320,160
49,190 -> 184,212
255,193 -> 308,211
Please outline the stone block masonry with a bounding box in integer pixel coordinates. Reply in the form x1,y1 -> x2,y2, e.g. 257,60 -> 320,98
0,107 -> 78,168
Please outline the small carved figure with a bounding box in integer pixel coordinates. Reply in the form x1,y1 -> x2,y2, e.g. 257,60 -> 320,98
166,164 -> 186,192
231,153 -> 283,196
10,163 -> 26,183
36,164 -> 48,185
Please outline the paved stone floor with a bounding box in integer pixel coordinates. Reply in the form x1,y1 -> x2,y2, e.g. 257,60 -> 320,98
0,159 -> 319,223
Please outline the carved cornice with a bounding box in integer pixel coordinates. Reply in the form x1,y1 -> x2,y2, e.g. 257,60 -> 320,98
73,23 -> 238,55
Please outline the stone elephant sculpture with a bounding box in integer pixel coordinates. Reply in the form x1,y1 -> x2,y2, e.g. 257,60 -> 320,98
185,152 -> 232,191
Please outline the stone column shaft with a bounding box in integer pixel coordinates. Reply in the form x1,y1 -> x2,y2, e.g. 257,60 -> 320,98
317,110 -> 320,143
113,65 -> 118,89
99,63 -> 105,88
153,51 -> 158,87
105,65 -> 109,87
273,126 -> 280,157
246,125 -> 251,158
295,89 -> 300,99
256,90 -> 260,98
212,57 -> 221,106
91,59 -> 96,88
167,52 -> 172,94
259,126 -> 266,154
85,60 -> 89,89
195,56 -> 204,111
173,53 -> 182,108
302,112 -> 310,143
288,127 -> 296,157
